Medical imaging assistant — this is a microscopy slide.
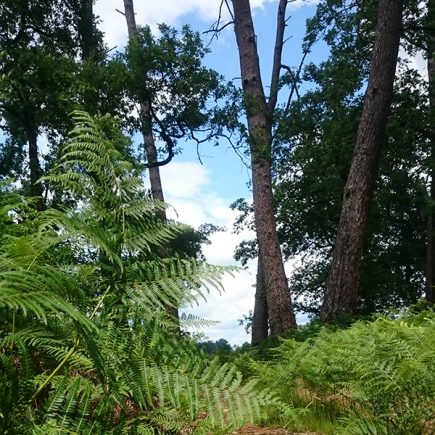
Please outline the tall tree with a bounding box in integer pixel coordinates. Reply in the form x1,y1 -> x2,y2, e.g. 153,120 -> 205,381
0,0 -> 79,208
426,0 -> 435,304
231,0 -> 296,336
321,0 -> 403,321
121,1 -> 229,206
122,0 -> 166,207
121,0 -> 231,324
273,70 -> 427,315
75,0 -> 100,61
0,0 -> 125,208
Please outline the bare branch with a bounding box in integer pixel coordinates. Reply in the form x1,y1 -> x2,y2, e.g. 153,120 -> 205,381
267,0 -> 288,114
272,43 -> 312,141
105,46 -> 117,54
203,20 -> 234,36
190,127 -> 250,169
204,0 -> 234,45
190,131 -> 205,164
283,35 -> 293,45
281,64 -> 301,101
283,45 -> 310,115
225,0 -> 235,21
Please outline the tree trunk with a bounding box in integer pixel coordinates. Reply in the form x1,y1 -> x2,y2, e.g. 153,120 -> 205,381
232,0 -> 296,336
250,0 -> 287,340
141,99 -> 166,206
122,0 -> 166,209
77,0 -> 95,61
251,257 -> 268,345
123,0 -> 179,326
426,0 -> 435,305
321,0 -> 403,322
27,125 -> 44,210
77,0 -> 100,115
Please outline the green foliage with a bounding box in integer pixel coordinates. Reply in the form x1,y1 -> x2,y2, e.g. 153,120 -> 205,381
269,0 -> 429,314
0,0 -> 132,194
230,0 -> 429,317
253,310 -> 435,434
0,112 -> 273,434
122,23 -> 236,162
197,338 -> 233,361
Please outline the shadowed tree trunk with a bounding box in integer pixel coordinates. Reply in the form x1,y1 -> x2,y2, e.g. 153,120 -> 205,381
426,0 -> 435,304
77,0 -> 101,115
77,0 -> 95,61
251,257 -> 268,345
232,0 -> 296,336
321,0 -> 403,322
27,125 -> 43,204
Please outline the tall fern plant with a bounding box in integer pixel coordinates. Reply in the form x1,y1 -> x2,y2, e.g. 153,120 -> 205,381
0,112 -> 272,434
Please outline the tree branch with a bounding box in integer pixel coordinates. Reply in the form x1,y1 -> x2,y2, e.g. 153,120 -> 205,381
267,0 -> 288,114
272,44 -> 311,141
283,45 -> 310,115
281,64 -> 301,101
401,30 -> 428,53
147,107 -> 175,168
204,0 -> 234,45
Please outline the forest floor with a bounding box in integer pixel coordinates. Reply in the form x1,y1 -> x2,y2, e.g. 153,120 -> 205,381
232,426 -> 323,434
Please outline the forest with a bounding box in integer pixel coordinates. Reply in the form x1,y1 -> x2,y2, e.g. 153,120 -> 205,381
0,0 -> 434,433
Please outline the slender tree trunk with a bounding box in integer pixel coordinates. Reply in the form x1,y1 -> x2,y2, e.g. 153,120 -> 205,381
232,0 -> 296,336
77,0 -> 95,61
122,0 -> 166,209
27,125 -> 44,210
77,0 -> 100,114
140,99 -> 166,206
123,0 -> 136,35
251,257 -> 268,345
123,0 -> 179,326
426,0 -> 435,304
321,0 -> 403,322
250,0 -> 287,340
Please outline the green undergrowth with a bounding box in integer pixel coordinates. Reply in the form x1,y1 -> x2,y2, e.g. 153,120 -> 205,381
1,112 -> 434,434
248,309 -> 435,435
0,112 -> 276,434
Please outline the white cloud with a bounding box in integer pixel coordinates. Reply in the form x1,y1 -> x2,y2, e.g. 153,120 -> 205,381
95,0 -> 276,48
410,51 -> 428,80
94,0 -> 319,48
159,160 -> 256,345
288,0 -> 320,9
166,198 -> 208,228
160,162 -> 210,199
159,160 -> 307,345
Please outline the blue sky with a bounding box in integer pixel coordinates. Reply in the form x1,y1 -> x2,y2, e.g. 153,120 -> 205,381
94,0 -> 321,345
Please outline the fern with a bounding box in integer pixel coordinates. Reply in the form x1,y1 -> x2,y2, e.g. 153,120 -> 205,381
0,112 -> 271,434
253,312 -> 435,434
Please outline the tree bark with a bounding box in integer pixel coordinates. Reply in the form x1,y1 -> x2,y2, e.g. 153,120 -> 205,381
140,99 -> 166,206
232,0 -> 296,336
77,0 -> 101,115
27,124 -> 44,210
122,0 -> 180,328
426,0 -> 435,305
122,0 -> 166,209
251,257 -> 268,345
77,0 -> 95,61
321,0 -> 403,322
